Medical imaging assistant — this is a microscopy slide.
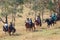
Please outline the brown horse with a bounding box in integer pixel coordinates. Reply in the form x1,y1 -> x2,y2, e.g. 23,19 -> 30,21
25,23 -> 35,31
35,20 -> 42,27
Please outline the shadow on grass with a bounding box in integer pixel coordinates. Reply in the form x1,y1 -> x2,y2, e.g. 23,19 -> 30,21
52,32 -> 58,35
12,33 -> 22,36
33,29 -> 43,32
33,30 -> 39,32
33,28 -> 47,32
41,28 -> 47,30
55,27 -> 60,29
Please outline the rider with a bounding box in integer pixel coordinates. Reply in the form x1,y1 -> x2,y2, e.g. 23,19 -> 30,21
3,22 -> 8,31
36,16 -> 41,24
51,13 -> 57,21
29,18 -> 33,27
25,18 -> 33,27
25,18 -> 29,24
9,22 -> 14,31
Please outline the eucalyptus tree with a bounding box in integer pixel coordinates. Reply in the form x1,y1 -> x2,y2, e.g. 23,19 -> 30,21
32,0 -> 49,21
8,0 -> 24,26
58,0 -> 60,19
48,0 -> 60,20
53,0 -> 60,20
0,0 -> 11,24
0,0 -> 24,26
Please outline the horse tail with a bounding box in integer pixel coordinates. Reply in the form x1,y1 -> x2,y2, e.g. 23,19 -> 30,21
32,23 -> 36,30
13,28 -> 16,33
40,22 -> 42,26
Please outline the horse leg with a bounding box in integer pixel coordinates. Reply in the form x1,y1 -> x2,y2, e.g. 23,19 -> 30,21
31,28 -> 33,31
29,28 -> 31,31
8,29 -> 11,36
47,25 -> 50,28
40,24 -> 41,27
52,23 -> 54,26
50,23 -> 52,26
12,31 -> 14,35
12,28 -> 16,35
5,32 -> 6,35
33,26 -> 36,31
40,22 -> 42,27
8,30 -> 11,36
8,32 -> 11,36
54,21 -> 56,24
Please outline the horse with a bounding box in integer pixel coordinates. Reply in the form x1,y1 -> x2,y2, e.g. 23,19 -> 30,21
45,18 -> 55,28
25,22 -> 35,31
3,25 -> 16,36
35,20 -> 42,27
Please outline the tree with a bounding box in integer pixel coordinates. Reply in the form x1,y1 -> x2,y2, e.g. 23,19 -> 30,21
8,0 -> 24,26
57,0 -> 60,20
0,0 -> 24,26
32,0 -> 47,22
0,0 -> 11,24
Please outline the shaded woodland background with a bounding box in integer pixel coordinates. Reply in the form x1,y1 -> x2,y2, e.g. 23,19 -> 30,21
0,0 -> 60,25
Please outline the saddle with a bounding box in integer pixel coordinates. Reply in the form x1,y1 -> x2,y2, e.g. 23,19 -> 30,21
25,22 -> 34,28
35,20 -> 41,25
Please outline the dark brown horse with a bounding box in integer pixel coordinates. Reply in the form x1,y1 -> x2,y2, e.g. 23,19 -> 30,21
35,20 -> 42,27
3,26 -> 16,36
45,18 -> 55,28
25,22 -> 35,31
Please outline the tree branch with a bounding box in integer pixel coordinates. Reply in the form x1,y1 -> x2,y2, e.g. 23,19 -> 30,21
0,17 -> 5,24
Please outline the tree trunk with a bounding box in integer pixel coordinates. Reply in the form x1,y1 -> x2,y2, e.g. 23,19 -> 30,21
14,16 -> 15,27
41,7 -> 44,22
53,0 -> 60,20
35,11 -> 37,20
13,14 -> 16,27
12,13 -> 14,23
57,0 -> 60,20
0,14 -> 8,24
5,14 -> 8,24
42,11 -> 43,22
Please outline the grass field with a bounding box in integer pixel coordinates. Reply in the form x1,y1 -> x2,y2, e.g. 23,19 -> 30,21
0,20 -> 60,40
0,5 -> 60,40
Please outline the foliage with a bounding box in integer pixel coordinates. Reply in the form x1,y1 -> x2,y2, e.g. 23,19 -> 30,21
48,0 -> 54,11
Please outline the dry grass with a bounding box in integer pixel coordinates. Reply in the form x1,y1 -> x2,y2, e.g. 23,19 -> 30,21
0,5 -> 60,40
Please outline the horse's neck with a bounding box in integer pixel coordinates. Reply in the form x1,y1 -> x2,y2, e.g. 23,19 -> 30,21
46,19 -> 49,22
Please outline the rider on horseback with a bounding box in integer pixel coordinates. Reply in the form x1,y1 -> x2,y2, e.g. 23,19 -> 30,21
35,16 -> 42,26
29,18 -> 33,27
36,16 -> 41,24
50,13 -> 57,23
7,22 -> 16,35
51,13 -> 57,20
3,22 -> 8,31
25,18 -> 29,24
9,22 -> 14,31
25,18 -> 33,27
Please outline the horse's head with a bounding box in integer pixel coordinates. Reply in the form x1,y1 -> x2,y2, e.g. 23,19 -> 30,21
45,19 -> 49,23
